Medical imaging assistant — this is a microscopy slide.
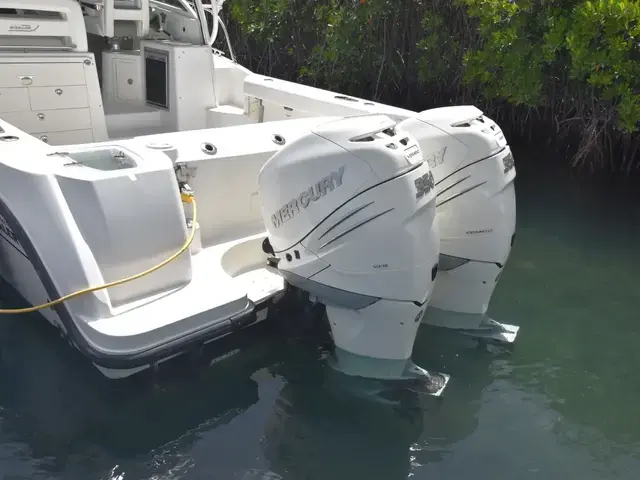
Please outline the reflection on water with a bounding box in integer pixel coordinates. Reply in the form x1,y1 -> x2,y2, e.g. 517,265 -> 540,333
0,311 -> 490,480
1,148 -> 640,479
261,328 -> 498,480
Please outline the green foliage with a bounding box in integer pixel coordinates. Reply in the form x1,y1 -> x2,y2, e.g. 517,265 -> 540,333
565,0 -> 640,133
462,0 -> 545,106
416,10 -> 462,87
223,0 -> 640,170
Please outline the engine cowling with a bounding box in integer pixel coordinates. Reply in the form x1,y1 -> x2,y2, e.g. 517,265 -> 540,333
398,106 -> 517,333
258,114 -> 443,381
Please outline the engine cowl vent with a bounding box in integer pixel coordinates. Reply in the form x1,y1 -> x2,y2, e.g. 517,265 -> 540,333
349,123 -> 412,152
451,115 -> 503,138
451,116 -> 486,128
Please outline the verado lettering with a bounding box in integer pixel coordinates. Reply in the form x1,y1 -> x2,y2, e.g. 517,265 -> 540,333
425,146 -> 447,169
271,166 -> 345,229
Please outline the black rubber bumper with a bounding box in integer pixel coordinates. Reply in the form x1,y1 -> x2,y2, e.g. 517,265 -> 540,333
92,299 -> 260,370
0,195 -> 262,370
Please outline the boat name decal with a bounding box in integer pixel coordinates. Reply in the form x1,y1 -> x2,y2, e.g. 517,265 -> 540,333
271,165 -> 345,229
8,24 -> 40,33
0,215 -> 27,257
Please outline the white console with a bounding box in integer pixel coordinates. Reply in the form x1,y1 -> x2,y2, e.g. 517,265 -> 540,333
102,50 -> 144,107
140,39 -> 216,131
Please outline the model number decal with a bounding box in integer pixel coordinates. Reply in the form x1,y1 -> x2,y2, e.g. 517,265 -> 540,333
414,170 -> 435,200
502,152 -> 515,174
403,145 -> 421,163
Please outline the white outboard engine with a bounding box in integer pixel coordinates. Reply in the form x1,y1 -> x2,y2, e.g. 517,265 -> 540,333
398,106 -> 518,343
258,115 -> 449,393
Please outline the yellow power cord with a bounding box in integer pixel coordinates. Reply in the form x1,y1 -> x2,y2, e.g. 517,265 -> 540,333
0,193 -> 197,315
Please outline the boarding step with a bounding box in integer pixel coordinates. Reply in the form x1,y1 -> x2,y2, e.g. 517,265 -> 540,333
76,234 -> 285,355
207,104 -> 248,128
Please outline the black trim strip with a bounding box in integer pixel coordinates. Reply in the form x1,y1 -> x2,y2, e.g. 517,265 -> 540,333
436,181 -> 487,208
0,196 -> 263,370
439,254 -> 503,269
267,264 -> 381,310
412,297 -> 430,307
317,201 -> 374,241
308,264 -> 330,280
435,147 -> 506,187
438,253 -> 470,272
318,207 -> 394,249
436,175 -> 470,197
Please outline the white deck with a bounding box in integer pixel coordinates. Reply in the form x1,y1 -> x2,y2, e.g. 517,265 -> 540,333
76,233 -> 284,352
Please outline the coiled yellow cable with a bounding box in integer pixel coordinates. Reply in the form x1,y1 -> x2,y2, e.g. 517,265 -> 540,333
0,193 -> 197,315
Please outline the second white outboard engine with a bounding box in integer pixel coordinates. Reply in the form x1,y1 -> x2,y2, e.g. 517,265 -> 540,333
399,106 -> 519,343
258,115 -> 449,394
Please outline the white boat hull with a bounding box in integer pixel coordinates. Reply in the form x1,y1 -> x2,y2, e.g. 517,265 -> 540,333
0,119 -> 322,379
0,210 -> 284,378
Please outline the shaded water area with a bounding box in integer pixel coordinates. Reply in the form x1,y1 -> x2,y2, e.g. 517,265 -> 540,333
1,145 -> 640,480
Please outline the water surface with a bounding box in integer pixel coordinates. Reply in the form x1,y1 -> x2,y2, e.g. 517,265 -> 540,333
1,146 -> 639,480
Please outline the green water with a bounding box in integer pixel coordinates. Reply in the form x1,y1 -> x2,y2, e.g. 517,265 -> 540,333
0,147 -> 639,479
